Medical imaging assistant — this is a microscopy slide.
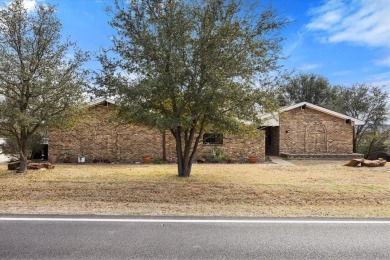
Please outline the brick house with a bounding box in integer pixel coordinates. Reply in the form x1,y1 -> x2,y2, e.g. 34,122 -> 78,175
48,99 -> 363,162
48,98 -> 265,163
259,102 -> 365,158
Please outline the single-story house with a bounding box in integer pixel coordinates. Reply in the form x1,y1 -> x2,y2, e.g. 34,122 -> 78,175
48,98 -> 264,163
259,102 -> 365,159
47,99 -> 364,162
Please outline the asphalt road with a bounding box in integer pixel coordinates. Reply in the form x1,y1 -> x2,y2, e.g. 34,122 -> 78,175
1,215 -> 390,259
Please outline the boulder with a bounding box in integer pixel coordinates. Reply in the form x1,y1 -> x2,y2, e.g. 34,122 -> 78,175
362,159 -> 386,167
27,162 -> 55,170
344,159 -> 364,167
8,160 -> 32,170
7,161 -> 20,170
344,158 -> 386,167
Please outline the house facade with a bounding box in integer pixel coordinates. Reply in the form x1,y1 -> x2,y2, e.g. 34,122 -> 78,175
48,99 -> 364,163
48,98 -> 265,163
260,102 -> 365,158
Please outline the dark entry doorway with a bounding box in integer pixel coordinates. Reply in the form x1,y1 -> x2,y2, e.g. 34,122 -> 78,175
265,126 -> 279,155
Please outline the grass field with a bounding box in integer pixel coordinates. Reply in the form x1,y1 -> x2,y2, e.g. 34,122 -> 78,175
1,161 -> 389,217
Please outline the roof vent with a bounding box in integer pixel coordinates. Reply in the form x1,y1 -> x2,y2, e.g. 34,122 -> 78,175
301,104 -> 306,110
346,119 -> 351,124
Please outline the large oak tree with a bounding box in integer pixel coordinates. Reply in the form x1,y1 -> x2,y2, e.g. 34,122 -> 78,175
96,0 -> 287,177
0,0 -> 89,172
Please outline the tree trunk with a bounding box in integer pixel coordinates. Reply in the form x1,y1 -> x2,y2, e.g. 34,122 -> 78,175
365,139 -> 375,159
162,130 -> 167,161
177,155 -> 192,177
352,127 -> 357,153
175,135 -> 190,177
16,151 -> 27,173
172,120 -> 205,177
177,157 -> 192,177
16,138 -> 28,173
173,130 -> 194,178
17,155 -> 28,173
178,162 -> 192,178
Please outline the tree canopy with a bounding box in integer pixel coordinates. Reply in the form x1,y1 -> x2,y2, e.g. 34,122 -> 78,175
334,83 -> 388,153
280,73 -> 336,107
0,0 -> 89,172
95,0 -> 287,177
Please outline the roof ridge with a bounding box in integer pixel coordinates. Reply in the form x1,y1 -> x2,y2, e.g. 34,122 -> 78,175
260,101 -> 365,126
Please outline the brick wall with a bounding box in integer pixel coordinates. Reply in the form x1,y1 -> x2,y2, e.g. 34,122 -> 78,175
279,107 -> 353,154
196,132 -> 265,162
48,105 -> 265,162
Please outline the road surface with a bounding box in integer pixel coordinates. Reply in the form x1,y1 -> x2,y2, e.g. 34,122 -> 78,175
1,215 -> 390,259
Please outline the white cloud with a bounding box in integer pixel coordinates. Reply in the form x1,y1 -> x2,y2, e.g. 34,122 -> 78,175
2,0 -> 39,12
23,0 -> 36,11
306,0 -> 390,48
307,0 -> 346,31
298,63 -> 321,71
369,71 -> 390,81
375,56 -> 390,67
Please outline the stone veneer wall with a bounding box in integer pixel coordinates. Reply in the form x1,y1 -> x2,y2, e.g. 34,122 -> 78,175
278,107 -> 353,154
48,105 -> 265,162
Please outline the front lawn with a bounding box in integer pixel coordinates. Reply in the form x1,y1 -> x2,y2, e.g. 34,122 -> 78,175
1,161 -> 389,217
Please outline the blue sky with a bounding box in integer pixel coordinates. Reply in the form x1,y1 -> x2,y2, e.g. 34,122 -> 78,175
8,0 -> 390,92
276,0 -> 390,90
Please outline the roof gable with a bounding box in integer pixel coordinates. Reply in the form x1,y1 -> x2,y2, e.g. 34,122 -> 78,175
260,102 -> 365,126
87,97 -> 116,107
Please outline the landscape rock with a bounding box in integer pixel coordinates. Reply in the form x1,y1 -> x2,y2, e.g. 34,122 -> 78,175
344,158 -> 386,167
362,159 -> 386,167
8,160 -> 32,170
7,161 -> 20,170
27,162 -> 55,170
8,161 -> 55,171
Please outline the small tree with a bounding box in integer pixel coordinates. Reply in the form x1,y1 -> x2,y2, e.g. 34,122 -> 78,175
334,84 -> 388,153
0,0 -> 89,172
358,129 -> 390,159
95,0 -> 287,177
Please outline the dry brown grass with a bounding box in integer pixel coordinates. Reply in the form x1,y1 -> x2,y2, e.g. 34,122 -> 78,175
1,161 -> 390,217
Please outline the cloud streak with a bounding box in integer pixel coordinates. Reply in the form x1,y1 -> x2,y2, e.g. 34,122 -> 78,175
375,56 -> 390,67
307,0 -> 390,48
298,63 -> 321,71
368,71 -> 390,86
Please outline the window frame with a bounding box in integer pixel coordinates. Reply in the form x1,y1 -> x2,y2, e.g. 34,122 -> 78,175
202,133 -> 223,145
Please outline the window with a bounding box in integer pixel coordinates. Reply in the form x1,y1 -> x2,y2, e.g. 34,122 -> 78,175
203,133 -> 223,145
